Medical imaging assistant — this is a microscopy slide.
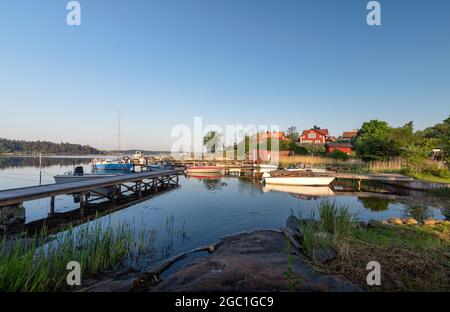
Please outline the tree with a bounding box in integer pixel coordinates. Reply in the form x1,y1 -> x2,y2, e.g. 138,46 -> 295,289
203,131 -> 221,154
354,120 -> 392,160
297,143 -> 326,156
418,116 -> 450,162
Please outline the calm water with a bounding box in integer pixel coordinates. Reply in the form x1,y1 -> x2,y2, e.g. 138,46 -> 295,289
1,156 -> 449,269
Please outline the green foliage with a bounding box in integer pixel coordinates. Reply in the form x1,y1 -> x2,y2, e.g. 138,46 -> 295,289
0,219 -> 156,292
203,131 -> 222,154
296,143 -> 326,156
327,150 -> 349,160
318,200 -> 353,239
354,118 -> 449,173
299,201 -> 354,262
0,138 -> 101,155
418,116 -> 450,162
354,120 -> 392,160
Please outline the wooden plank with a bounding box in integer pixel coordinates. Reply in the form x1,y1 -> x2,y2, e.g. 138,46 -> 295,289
0,169 -> 184,207
333,173 -> 415,181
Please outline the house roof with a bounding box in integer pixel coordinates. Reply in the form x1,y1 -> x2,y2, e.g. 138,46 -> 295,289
258,131 -> 286,140
342,131 -> 357,138
301,128 -> 329,136
326,142 -> 353,148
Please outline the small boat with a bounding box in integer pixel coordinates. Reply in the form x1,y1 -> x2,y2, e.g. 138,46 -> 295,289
131,151 -> 147,165
186,165 -> 225,174
92,159 -> 133,171
147,162 -> 174,171
262,170 -> 335,186
54,166 -> 120,196
258,164 -> 279,174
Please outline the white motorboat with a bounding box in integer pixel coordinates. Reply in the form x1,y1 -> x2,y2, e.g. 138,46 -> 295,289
54,166 -> 119,196
262,170 -> 335,186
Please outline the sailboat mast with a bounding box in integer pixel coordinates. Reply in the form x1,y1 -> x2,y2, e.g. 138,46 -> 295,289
117,111 -> 122,160
118,111 -> 121,153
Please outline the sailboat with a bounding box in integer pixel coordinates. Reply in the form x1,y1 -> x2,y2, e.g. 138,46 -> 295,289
93,112 -> 133,172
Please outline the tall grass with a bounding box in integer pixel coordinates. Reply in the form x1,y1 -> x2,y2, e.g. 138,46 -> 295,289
280,155 -> 404,173
299,200 -> 355,262
0,218 -> 156,292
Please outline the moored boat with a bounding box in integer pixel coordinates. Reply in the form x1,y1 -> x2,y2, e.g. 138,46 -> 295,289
54,166 -> 120,196
185,165 -> 225,174
92,159 -> 133,171
131,151 -> 147,165
147,162 -> 174,171
262,170 -> 335,186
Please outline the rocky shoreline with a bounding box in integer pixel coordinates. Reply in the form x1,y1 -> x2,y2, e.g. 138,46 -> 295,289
76,215 -> 449,292
79,221 -> 362,292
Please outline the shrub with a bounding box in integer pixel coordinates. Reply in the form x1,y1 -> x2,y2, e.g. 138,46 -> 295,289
327,150 -> 350,160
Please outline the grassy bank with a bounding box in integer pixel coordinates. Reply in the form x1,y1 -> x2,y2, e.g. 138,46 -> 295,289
295,201 -> 450,291
0,219 -> 156,292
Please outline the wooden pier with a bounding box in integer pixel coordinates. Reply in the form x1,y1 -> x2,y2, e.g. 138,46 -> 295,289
0,169 -> 183,228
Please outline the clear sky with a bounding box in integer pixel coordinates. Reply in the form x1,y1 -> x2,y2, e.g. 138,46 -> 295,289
0,0 -> 449,151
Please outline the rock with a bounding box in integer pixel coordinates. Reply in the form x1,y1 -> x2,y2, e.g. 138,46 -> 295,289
402,218 -> 418,225
423,218 -> 440,226
149,230 -> 361,292
314,247 -> 338,264
367,219 -> 383,228
286,215 -> 302,236
286,215 -> 319,242
387,218 -> 403,225
356,221 -> 367,229
208,245 -> 216,253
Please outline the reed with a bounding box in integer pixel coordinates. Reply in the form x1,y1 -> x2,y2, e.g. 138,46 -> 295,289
279,155 -> 404,173
0,218 -> 156,292
299,200 -> 355,262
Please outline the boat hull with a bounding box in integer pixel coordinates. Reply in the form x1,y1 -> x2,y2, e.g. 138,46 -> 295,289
263,176 -> 335,186
186,166 -> 225,174
93,163 -> 133,171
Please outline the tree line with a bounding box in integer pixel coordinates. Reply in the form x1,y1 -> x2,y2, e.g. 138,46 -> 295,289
0,138 -> 101,155
354,117 -> 449,163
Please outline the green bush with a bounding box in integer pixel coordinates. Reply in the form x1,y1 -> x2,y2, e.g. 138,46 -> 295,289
327,150 -> 350,160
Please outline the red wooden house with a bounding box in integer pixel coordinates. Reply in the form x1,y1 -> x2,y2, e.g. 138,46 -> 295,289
299,128 -> 329,144
257,131 -> 286,143
326,142 -> 353,155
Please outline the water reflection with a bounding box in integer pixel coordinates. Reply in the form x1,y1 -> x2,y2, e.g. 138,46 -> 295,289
358,197 -> 393,212
0,156 -> 92,169
263,184 -> 335,199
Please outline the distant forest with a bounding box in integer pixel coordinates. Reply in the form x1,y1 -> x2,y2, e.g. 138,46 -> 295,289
0,138 -> 102,155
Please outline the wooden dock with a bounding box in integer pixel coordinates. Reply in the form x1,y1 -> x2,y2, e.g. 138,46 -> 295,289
0,169 -> 183,208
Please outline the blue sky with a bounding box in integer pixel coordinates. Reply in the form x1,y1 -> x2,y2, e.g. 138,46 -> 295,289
0,0 -> 449,150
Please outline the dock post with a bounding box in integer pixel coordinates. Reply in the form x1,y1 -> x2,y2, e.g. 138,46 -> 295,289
50,196 -> 55,215
137,181 -> 142,198
111,187 -> 117,207
357,179 -> 361,191
80,193 -> 86,216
